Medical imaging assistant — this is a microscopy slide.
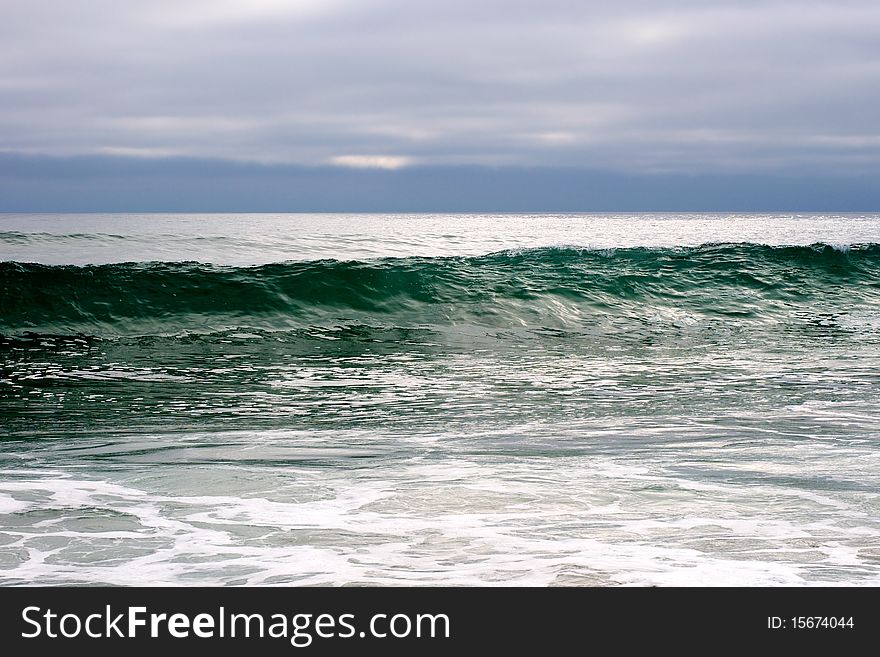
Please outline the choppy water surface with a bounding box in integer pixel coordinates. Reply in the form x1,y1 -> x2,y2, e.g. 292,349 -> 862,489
1,213 -> 879,585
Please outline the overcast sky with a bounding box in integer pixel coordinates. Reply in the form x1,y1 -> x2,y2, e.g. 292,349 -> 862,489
1,1 -> 879,209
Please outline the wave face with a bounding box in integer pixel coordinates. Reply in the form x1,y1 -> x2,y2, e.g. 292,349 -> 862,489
3,243 -> 880,337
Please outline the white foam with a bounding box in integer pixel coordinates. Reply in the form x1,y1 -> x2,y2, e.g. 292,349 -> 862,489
0,493 -> 30,514
2,450 -> 878,586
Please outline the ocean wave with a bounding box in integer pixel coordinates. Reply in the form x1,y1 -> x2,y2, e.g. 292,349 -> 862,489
2,243 -> 879,337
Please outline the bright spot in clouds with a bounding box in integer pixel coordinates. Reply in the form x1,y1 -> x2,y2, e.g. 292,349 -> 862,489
330,155 -> 413,170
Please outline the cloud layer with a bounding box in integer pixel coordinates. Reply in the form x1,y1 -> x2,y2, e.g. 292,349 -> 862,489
2,0 -> 879,176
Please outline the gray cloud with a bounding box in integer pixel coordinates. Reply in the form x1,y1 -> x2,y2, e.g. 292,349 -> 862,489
1,0 -> 879,174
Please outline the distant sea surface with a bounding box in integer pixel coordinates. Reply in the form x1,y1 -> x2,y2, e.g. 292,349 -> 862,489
2,213 -> 879,585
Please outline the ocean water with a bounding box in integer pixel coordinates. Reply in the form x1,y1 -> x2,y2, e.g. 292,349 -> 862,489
1,213 -> 879,586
